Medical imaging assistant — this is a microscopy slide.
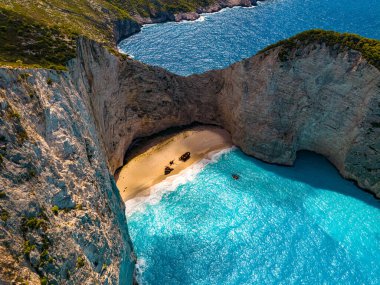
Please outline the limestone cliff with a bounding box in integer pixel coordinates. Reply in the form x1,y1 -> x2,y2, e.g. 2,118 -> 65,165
0,32 -> 379,284
215,43 -> 380,196
0,66 -> 134,283
73,37 -> 379,197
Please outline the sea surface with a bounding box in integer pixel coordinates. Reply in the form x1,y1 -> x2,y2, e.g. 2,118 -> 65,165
126,149 -> 380,284
119,0 -> 380,76
121,0 -> 380,284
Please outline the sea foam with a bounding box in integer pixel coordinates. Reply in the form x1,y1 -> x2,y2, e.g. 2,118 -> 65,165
125,146 -> 235,217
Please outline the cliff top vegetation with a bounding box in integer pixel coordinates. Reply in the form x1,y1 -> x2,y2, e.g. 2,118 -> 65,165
260,29 -> 380,70
1,2 -> 379,70
0,0 -> 217,69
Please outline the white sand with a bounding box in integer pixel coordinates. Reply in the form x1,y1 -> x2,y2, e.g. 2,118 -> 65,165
116,126 -> 232,201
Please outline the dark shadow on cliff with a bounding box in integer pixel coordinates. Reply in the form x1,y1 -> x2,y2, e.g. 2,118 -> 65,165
235,150 -> 380,208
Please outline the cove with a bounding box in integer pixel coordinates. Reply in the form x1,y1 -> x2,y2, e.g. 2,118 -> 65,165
126,149 -> 380,284
119,0 -> 380,284
118,0 -> 380,76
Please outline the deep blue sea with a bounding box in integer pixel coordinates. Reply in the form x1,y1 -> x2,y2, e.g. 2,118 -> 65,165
121,0 -> 380,284
119,0 -> 380,76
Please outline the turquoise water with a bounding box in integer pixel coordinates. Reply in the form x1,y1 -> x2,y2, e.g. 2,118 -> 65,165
126,149 -> 380,284
122,0 -> 380,283
119,0 -> 380,76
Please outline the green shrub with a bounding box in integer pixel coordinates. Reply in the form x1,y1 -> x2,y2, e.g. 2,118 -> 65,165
28,90 -> 36,98
0,209 -> 9,221
9,110 -> 21,119
46,78 -> 53,85
40,276 -> 48,285
17,73 -> 30,82
23,240 -> 35,256
0,154 -> 3,164
259,29 -> 380,69
40,249 -> 49,259
51,205 -> 59,216
25,217 -> 45,229
0,191 -> 6,198
38,249 -> 55,267
76,256 -> 85,269
28,168 -> 36,178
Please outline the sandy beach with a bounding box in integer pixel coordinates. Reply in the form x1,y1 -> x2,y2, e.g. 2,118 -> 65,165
116,126 -> 233,201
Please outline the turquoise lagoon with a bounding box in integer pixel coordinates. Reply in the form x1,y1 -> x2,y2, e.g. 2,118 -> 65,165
126,149 -> 380,284
120,0 -> 380,284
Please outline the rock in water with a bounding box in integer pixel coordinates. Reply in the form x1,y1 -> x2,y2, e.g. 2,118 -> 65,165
232,174 -> 240,180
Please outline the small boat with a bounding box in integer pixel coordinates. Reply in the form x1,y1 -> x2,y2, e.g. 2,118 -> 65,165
179,152 -> 191,162
232,174 -> 239,180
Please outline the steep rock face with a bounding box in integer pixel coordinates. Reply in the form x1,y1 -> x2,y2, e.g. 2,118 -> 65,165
73,39 -> 379,197
71,38 -> 222,174
0,67 -> 134,283
113,19 -> 141,44
1,35 -> 379,284
214,44 -> 380,196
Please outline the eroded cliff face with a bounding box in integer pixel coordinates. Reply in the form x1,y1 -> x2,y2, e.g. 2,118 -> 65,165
1,36 -> 379,284
71,38 -> 223,174
0,67 -> 134,283
73,38 -> 379,197
214,44 -> 380,196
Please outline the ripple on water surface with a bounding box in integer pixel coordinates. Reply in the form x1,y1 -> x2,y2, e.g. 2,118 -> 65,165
127,150 -> 380,285
121,0 -> 380,283
118,0 -> 380,75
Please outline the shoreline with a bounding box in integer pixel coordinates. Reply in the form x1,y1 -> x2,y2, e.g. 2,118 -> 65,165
116,1 -> 265,44
116,126 -> 233,202
124,146 -> 235,216
136,1 -> 261,24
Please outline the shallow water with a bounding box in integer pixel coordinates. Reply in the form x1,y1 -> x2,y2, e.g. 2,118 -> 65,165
118,0 -> 380,75
126,149 -> 380,284
121,0 -> 380,283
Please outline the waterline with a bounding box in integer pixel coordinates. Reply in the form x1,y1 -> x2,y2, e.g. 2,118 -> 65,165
125,147 -> 235,217
118,0 -> 380,75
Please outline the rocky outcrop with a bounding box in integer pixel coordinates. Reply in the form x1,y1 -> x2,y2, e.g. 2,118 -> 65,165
71,37 -> 222,174
111,1 -> 264,47
113,19 -> 141,44
0,67 -> 134,283
1,33 -> 379,284
214,44 -> 380,195
131,0 -> 260,25
71,38 -> 380,197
